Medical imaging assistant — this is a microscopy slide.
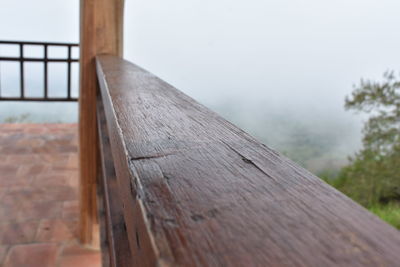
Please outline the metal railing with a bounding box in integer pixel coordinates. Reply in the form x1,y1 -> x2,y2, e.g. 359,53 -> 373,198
0,40 -> 79,101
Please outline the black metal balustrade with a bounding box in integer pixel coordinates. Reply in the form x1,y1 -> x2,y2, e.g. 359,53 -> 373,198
0,40 -> 79,101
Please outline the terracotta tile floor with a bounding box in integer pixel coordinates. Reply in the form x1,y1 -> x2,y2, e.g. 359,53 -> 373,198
0,124 -> 101,267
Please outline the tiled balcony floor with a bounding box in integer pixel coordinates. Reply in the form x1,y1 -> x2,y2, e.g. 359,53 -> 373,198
0,124 -> 101,267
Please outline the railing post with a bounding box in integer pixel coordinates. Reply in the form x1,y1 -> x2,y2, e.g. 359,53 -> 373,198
79,0 -> 124,245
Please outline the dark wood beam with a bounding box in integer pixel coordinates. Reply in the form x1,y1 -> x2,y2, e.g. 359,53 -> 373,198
96,54 -> 400,266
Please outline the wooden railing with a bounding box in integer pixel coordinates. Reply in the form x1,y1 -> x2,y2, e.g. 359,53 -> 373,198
95,54 -> 400,266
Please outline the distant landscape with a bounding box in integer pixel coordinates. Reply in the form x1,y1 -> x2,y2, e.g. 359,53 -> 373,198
0,90 -> 362,176
211,100 -> 362,175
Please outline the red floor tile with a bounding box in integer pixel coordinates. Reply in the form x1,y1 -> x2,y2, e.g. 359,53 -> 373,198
35,219 -> 78,243
58,244 -> 101,267
62,201 -> 79,219
3,243 -> 59,267
0,124 -> 100,267
0,221 -> 39,245
0,245 -> 10,265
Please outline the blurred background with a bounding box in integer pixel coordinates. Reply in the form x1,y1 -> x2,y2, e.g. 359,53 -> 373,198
0,0 -> 399,227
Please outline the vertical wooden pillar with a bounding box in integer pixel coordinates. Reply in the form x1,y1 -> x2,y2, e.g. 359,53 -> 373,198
79,0 -> 124,245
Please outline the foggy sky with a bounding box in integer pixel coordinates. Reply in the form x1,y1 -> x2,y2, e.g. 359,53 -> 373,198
125,0 -> 400,113
1,0 -> 400,169
2,0 -> 399,109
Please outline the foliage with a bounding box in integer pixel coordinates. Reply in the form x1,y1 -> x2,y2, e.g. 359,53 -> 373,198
3,113 -> 30,123
369,203 -> 400,230
329,71 -> 400,212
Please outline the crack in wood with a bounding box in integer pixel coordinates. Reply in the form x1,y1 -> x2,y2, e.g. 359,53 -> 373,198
221,140 -> 277,181
130,153 -> 174,161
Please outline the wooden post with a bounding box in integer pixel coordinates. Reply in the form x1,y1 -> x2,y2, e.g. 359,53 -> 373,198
79,0 -> 124,245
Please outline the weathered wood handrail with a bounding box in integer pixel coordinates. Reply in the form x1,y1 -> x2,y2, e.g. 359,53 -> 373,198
96,54 -> 400,266
97,94 -> 133,266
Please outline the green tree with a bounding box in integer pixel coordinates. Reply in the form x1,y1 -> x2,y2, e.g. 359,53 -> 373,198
331,71 -> 400,207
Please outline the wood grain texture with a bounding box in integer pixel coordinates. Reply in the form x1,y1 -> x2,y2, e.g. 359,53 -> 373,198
96,55 -> 400,267
79,0 -> 124,245
97,93 -> 133,267
96,150 -> 110,267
